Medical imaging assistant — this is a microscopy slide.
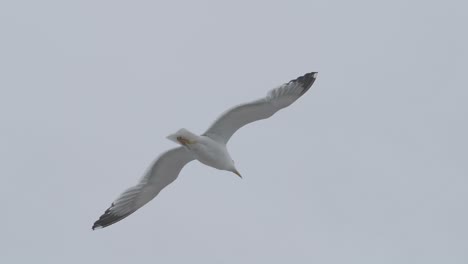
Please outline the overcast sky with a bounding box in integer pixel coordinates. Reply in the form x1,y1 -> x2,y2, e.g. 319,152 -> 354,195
1,0 -> 467,263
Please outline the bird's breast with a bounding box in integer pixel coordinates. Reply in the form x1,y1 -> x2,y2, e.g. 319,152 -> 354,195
187,137 -> 232,171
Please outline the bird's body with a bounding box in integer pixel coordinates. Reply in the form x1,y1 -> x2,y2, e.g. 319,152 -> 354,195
92,72 -> 318,230
167,129 -> 237,173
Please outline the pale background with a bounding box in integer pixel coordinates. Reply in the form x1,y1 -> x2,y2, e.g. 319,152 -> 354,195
1,1 -> 467,263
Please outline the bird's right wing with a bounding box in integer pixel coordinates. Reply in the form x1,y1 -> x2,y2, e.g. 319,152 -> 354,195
203,72 -> 317,144
92,147 -> 194,230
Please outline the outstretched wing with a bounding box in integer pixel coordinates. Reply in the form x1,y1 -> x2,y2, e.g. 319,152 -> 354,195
92,147 -> 194,230
203,72 -> 318,144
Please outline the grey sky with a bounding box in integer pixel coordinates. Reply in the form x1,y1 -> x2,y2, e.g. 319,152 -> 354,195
1,0 -> 467,263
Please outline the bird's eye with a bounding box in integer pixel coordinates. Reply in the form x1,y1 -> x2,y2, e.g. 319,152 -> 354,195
177,136 -> 181,140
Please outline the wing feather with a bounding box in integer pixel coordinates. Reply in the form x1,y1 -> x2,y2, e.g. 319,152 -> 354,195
92,147 -> 194,229
203,72 -> 317,144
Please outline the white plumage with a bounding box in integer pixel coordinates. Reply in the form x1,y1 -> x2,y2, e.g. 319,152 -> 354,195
92,72 -> 318,229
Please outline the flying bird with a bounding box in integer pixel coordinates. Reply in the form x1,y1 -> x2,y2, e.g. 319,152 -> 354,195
92,72 -> 318,230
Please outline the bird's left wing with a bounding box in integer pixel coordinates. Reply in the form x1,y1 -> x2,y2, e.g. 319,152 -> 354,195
203,72 -> 317,144
92,147 -> 194,230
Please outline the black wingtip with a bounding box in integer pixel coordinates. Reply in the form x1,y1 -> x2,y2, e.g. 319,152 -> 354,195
291,72 -> 318,95
92,211 -> 133,230
92,203 -> 134,230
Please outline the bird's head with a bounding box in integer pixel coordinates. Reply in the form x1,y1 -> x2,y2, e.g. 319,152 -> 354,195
166,128 -> 198,146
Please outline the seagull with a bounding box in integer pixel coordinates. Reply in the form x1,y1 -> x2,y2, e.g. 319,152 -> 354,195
92,72 -> 318,230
